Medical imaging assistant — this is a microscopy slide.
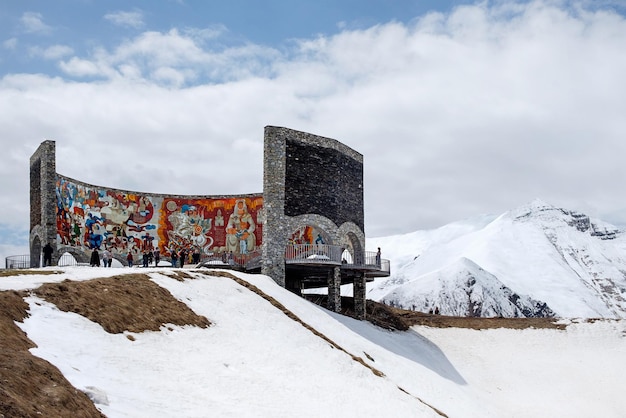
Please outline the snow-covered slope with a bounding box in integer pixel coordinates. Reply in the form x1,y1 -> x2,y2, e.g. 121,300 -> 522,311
381,257 -> 555,317
368,200 -> 626,318
3,268 -> 626,418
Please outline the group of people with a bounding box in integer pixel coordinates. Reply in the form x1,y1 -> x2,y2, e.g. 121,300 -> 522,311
86,248 -> 159,267
89,248 -> 113,267
126,249 -> 160,268
140,249 -> 160,267
168,247 -> 200,268
87,246 -> 199,268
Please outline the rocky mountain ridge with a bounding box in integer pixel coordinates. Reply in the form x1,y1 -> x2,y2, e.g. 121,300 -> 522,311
368,200 -> 626,318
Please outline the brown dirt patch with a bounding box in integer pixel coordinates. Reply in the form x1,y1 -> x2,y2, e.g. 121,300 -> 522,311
303,295 -> 568,331
391,308 -> 568,330
0,272 -> 212,417
0,269 -> 62,277
0,291 -> 106,418
33,273 -> 211,333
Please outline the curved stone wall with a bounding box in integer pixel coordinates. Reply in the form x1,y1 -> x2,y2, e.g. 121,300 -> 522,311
30,127 -> 367,298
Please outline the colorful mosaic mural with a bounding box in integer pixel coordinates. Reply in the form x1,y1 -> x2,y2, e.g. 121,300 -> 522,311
158,197 -> 263,257
55,177 -> 263,259
289,225 -> 325,245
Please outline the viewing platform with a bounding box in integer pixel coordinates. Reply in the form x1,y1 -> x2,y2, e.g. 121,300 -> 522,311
198,244 -> 390,283
285,244 -> 390,276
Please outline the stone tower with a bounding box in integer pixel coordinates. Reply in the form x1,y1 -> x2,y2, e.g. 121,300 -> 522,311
262,126 -> 369,318
29,140 -> 57,267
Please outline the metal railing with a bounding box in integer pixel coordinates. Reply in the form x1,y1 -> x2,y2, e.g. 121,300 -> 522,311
6,247 -> 390,275
4,253 -> 83,269
376,258 -> 391,275
5,254 -> 31,269
284,244 -> 390,274
340,249 -> 391,273
285,244 -> 343,265
197,250 -> 262,271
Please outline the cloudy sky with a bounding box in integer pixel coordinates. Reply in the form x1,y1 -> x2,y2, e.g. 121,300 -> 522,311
2,0 -> 626,259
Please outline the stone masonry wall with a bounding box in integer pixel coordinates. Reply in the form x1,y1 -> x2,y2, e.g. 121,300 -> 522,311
262,126 -> 366,290
29,140 -> 57,267
285,139 -> 364,231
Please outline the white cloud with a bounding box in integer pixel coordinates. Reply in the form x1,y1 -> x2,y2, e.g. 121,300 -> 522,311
20,12 -> 52,34
3,38 -> 18,50
30,44 -> 74,60
2,1 -> 626,240
184,25 -> 229,42
151,66 -> 192,87
56,28 -> 279,84
103,10 -> 145,29
59,56 -> 108,77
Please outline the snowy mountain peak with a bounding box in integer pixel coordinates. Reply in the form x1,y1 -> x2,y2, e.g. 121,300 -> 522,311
527,197 -> 553,210
509,198 -> 554,218
507,200 -> 620,240
380,257 -> 555,318
368,201 -> 626,319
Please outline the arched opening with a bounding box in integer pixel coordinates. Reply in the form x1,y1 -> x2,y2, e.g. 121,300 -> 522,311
30,235 -> 42,268
338,231 -> 364,266
57,246 -> 89,264
285,224 -> 341,262
56,251 -> 125,267
284,223 -> 340,296
288,225 -> 331,246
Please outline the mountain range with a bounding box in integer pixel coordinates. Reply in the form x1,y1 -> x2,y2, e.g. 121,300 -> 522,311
367,199 -> 626,319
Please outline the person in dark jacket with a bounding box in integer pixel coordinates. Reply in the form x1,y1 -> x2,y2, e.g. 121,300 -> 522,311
179,249 -> 187,268
90,249 -> 100,267
42,243 -> 54,267
170,250 -> 178,268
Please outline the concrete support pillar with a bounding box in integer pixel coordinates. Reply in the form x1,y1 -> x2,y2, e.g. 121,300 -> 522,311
327,266 -> 341,312
353,273 -> 366,320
